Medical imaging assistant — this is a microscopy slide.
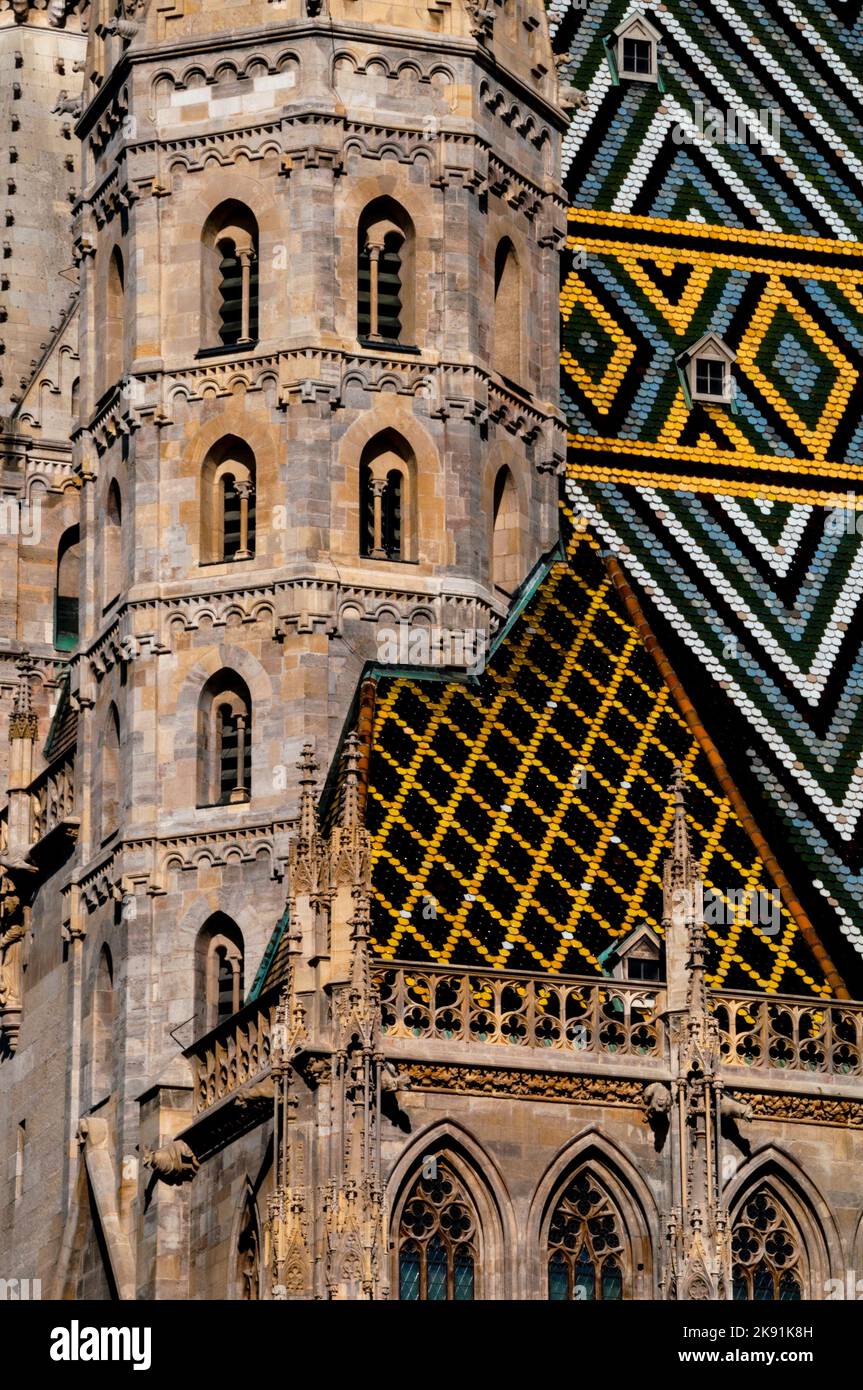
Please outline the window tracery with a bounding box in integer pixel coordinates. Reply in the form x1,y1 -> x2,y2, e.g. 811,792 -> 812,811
547,1170 -> 625,1300
732,1190 -> 804,1301
397,1161 -> 478,1301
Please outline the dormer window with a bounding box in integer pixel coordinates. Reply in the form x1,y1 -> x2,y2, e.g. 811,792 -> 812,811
610,17 -> 660,84
598,925 -> 663,984
680,333 -> 737,405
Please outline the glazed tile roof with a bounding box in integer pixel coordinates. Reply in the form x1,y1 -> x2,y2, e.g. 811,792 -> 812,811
554,0 -> 863,239
553,1 -> 863,980
365,509 -> 840,997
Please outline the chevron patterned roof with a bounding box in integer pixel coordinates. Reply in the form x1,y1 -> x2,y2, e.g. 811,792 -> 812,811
553,0 -> 863,985
554,0 -> 863,237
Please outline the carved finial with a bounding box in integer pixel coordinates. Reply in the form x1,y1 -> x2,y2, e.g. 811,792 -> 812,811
663,765 -> 706,1014
340,732 -> 361,832
296,743 -> 319,846
9,651 -> 37,741
668,764 -> 695,885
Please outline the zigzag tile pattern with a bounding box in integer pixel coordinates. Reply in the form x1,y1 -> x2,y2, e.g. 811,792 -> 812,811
553,0 -> 863,979
553,0 -> 863,238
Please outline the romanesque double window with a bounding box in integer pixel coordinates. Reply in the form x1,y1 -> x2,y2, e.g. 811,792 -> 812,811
546,1170 -> 625,1300
358,199 -> 414,346
397,1161 -> 479,1300
201,437 -> 256,564
359,430 -> 415,562
201,201 -> 259,349
196,913 -> 244,1032
732,1189 -> 804,1301
197,671 -> 253,806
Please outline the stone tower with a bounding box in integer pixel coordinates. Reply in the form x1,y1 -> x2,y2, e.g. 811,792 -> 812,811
0,1 -> 84,422
0,0 -> 568,1294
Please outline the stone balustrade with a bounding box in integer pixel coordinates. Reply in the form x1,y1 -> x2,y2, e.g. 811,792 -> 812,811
30,750 -> 76,844
189,995 -> 276,1116
374,962 -> 665,1058
713,991 -> 863,1076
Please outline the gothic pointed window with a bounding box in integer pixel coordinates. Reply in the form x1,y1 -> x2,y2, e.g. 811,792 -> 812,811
100,703 -> 121,842
55,525 -> 80,650
105,245 -> 125,389
357,199 -> 414,346
236,1194 -> 261,1300
546,1170 -> 625,1300
197,671 -> 252,807
732,1190 -> 804,1301
397,1161 -> 478,1301
493,238 -> 522,382
91,945 -> 115,1104
491,464 -> 520,595
104,480 -> 123,609
201,201 -> 259,350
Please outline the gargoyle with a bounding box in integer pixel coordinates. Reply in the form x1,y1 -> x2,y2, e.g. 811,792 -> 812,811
644,1081 -> 672,1119
143,1139 -> 199,1183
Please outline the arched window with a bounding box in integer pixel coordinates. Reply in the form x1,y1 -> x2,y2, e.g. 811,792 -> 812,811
546,1170 -> 625,1300
397,1160 -> 478,1301
55,525 -> 80,650
105,246 -> 125,388
91,945 -> 115,1104
357,198 -> 414,345
104,480 -> 122,609
493,238 -> 522,382
236,1193 -> 261,1300
200,437 -> 256,563
197,671 -> 252,807
358,431 -> 415,562
195,913 -> 244,1032
732,1188 -> 805,1301
100,703 -> 121,842
201,201 -> 259,348
491,465 -> 519,595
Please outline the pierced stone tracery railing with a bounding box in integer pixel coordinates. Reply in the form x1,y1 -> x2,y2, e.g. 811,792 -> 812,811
713,992 -> 863,1076
30,750 -> 76,843
373,963 -> 665,1058
189,996 -> 276,1116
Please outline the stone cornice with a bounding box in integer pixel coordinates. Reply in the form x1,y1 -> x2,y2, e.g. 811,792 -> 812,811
79,112 -> 565,216
76,17 -> 567,142
79,350 -> 563,448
